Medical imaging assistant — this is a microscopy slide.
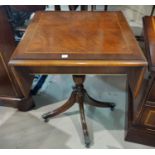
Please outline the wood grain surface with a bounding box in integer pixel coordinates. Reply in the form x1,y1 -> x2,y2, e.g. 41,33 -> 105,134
10,11 -> 146,63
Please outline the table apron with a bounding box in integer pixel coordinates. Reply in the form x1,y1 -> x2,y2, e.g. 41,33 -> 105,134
12,66 -> 146,99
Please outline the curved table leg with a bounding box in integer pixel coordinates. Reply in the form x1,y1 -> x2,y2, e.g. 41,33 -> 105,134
42,91 -> 76,122
84,90 -> 115,111
42,75 -> 115,147
78,94 -> 90,148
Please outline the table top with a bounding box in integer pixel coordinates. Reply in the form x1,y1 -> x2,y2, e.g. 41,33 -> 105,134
10,11 -> 147,67
143,16 -> 155,72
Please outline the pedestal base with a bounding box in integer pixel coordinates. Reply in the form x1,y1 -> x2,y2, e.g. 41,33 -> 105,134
42,75 -> 115,147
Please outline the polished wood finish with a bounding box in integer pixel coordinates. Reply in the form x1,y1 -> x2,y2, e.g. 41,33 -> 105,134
42,75 -> 115,147
10,11 -> 147,97
125,84 -> 155,147
125,16 -> 155,147
0,6 -> 34,111
9,11 -> 147,146
10,12 -> 146,62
